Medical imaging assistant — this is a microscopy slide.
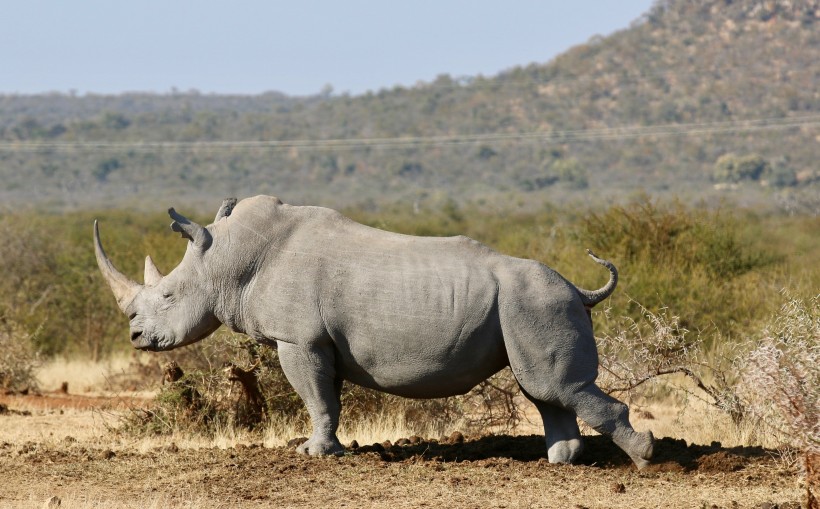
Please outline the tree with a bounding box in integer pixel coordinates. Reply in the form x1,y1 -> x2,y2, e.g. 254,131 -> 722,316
713,153 -> 770,183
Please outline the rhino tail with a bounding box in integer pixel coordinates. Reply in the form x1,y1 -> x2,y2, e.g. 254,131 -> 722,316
575,249 -> 618,308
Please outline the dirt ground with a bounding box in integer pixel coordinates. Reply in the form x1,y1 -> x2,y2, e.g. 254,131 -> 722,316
0,393 -> 808,509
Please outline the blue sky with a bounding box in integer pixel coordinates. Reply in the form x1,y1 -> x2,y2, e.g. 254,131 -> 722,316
2,1 -> 654,96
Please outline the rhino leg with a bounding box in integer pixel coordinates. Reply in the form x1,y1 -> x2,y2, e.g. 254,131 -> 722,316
522,395 -> 584,464
499,278 -> 652,468
564,383 -> 654,469
277,341 -> 345,456
518,371 -> 653,468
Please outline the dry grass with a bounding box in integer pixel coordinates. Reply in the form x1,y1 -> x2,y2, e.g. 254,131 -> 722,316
10,355 -> 790,452
34,353 -> 153,394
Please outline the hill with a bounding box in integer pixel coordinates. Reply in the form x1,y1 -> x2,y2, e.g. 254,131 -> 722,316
1,0 -> 818,213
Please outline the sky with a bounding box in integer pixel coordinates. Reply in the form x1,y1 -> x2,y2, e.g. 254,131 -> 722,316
2,1 -> 655,97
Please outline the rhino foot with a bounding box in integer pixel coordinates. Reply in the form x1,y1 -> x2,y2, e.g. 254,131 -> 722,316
296,435 -> 345,456
547,438 -> 584,464
615,430 -> 654,470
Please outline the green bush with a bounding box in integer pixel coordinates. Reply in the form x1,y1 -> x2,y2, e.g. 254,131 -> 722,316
572,199 -> 779,339
713,153 -> 770,183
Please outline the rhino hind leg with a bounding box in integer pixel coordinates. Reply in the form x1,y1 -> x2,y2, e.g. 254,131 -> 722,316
510,348 -> 652,468
523,395 -> 584,464
277,341 -> 345,456
565,383 -> 654,469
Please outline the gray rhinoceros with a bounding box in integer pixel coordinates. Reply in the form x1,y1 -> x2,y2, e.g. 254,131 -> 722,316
94,195 -> 653,467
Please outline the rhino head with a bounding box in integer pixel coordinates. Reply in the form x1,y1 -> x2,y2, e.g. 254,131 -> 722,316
94,207 -> 226,351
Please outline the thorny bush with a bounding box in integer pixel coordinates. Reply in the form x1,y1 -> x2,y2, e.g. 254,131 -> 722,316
738,292 -> 819,455
595,301 -> 744,422
738,292 -> 819,508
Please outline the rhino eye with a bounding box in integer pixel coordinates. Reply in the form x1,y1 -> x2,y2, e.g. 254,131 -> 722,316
162,291 -> 173,299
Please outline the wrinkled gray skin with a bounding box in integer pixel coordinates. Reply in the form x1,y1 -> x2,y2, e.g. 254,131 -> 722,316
95,195 -> 653,468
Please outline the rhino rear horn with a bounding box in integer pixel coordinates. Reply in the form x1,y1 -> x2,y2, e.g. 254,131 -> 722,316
94,220 -> 142,311
169,208 -> 212,250
144,255 -> 164,286
214,197 -> 237,222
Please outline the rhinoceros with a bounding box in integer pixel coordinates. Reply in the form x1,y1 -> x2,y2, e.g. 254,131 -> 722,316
94,195 -> 653,468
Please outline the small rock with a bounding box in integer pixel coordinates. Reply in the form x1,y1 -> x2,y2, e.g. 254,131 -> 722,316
610,482 -> 626,494
395,438 -> 410,446
348,440 -> 359,449
448,431 -> 464,444
43,495 -> 61,508
408,435 -> 422,444
370,442 -> 385,452
99,449 -> 115,460
381,440 -> 393,449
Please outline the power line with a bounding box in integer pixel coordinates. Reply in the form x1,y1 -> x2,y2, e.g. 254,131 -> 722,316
1,114 -> 818,153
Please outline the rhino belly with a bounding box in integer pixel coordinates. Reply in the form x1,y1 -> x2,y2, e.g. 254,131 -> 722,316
334,313 -> 507,398
325,257 -> 507,398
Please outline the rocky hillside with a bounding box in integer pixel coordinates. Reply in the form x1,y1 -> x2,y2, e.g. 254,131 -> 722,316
1,0 -> 818,213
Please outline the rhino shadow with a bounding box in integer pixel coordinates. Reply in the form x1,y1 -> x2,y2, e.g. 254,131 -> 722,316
352,434 -> 771,472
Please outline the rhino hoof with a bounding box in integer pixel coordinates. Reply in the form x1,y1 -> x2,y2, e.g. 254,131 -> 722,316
629,431 -> 654,470
296,436 -> 344,456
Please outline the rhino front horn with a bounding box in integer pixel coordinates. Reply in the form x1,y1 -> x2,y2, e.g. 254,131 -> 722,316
94,220 -> 142,311
144,255 -> 164,286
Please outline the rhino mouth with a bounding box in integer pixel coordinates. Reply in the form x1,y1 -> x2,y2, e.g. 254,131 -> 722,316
130,330 -> 156,351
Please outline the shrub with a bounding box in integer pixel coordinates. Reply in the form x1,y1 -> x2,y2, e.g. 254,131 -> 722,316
738,292 -> 819,507
713,153 -> 770,183
0,317 -> 40,393
575,199 -> 778,339
738,292 -> 818,453
595,301 -> 744,422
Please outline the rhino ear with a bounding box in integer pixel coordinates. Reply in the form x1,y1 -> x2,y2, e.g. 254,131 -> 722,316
169,208 -> 212,250
214,197 -> 237,222
144,255 -> 164,286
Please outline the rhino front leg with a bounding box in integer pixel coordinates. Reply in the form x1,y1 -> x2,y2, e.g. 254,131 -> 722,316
277,341 -> 345,456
